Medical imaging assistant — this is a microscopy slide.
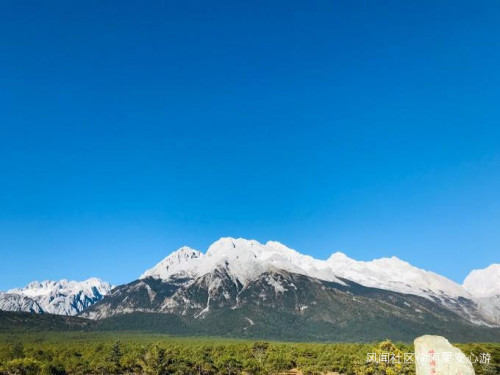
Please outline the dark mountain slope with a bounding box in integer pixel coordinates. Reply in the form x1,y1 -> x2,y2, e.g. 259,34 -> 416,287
79,269 -> 500,342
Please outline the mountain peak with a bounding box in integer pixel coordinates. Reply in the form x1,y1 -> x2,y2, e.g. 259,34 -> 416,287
141,238 -> 347,286
8,278 -> 111,297
172,246 -> 202,258
265,240 -> 291,250
3,237 -> 499,327
138,237 -> 490,305
140,246 -> 203,280
206,237 -> 260,256
463,264 -> 500,298
372,255 -> 411,267
327,251 -> 351,262
1,278 -> 112,315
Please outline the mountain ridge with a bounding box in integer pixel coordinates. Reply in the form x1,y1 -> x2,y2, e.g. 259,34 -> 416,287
0,278 -> 112,316
1,237 -> 499,332
139,237 -> 496,301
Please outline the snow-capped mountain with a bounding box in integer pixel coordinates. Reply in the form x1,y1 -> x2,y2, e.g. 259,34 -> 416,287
79,237 -> 498,327
463,264 -> 500,298
141,246 -> 203,280
324,252 -> 500,325
140,238 -> 346,286
0,278 -> 112,316
326,252 -> 469,300
463,264 -> 500,326
77,238 -> 499,341
0,292 -> 44,314
139,237 -> 473,305
2,237 -> 498,332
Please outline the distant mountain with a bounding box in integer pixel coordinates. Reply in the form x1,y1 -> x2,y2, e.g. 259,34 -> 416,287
324,251 -> 497,325
90,238 -> 496,325
82,268 -> 500,340
0,292 -> 43,314
138,238 -> 469,300
463,264 -> 500,298
326,252 -> 469,300
463,264 -> 500,326
1,237 -> 499,341
78,238 -> 499,342
139,238 -> 494,304
0,278 -> 112,316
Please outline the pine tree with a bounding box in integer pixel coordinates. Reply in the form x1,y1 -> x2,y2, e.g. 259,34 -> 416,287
140,344 -> 169,375
11,342 -> 24,359
108,341 -> 123,373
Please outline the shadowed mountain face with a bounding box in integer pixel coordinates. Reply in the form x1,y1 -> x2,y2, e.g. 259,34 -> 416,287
80,268 -> 500,342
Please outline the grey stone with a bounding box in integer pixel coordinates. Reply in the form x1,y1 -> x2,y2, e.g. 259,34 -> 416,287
414,335 -> 475,375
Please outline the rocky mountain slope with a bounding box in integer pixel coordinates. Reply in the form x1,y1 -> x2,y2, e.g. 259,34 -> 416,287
80,238 -> 499,338
1,238 -> 499,339
84,238 -> 497,324
0,278 -> 112,315
463,264 -> 500,326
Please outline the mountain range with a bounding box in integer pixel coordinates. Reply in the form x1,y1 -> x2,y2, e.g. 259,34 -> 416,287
1,237 -> 499,341
0,278 -> 112,315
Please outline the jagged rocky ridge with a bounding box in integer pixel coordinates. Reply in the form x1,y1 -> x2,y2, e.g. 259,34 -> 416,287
1,238 -> 499,331
81,238 -> 499,328
0,278 -> 112,316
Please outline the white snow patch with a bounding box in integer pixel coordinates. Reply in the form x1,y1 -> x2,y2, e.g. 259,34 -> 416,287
463,264 -> 500,298
2,278 -> 112,316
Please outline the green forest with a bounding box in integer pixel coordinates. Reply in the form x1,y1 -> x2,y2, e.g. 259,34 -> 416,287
0,332 -> 498,375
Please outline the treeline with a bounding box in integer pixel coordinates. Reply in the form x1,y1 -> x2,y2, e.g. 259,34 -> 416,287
0,333 -> 498,375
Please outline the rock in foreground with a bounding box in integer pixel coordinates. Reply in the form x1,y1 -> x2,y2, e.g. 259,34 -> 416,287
414,335 -> 475,375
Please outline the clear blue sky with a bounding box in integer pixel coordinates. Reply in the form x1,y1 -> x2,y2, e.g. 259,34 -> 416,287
1,0 -> 499,290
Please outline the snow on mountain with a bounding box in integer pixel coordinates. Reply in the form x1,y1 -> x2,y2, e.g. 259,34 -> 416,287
326,253 -> 500,326
463,264 -> 500,326
326,251 -> 470,300
140,237 -> 500,325
4,237 -> 497,325
138,238 -> 500,325
472,296 -> 500,326
141,246 -> 203,280
0,292 -> 44,314
140,238 -> 346,286
0,278 -> 112,316
463,264 -> 500,298
142,237 -> 473,302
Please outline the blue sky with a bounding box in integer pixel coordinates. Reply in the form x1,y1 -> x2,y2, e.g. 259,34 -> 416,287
1,1 -> 499,290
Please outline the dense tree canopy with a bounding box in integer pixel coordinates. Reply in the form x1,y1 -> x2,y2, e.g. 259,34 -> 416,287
0,332 -> 498,375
